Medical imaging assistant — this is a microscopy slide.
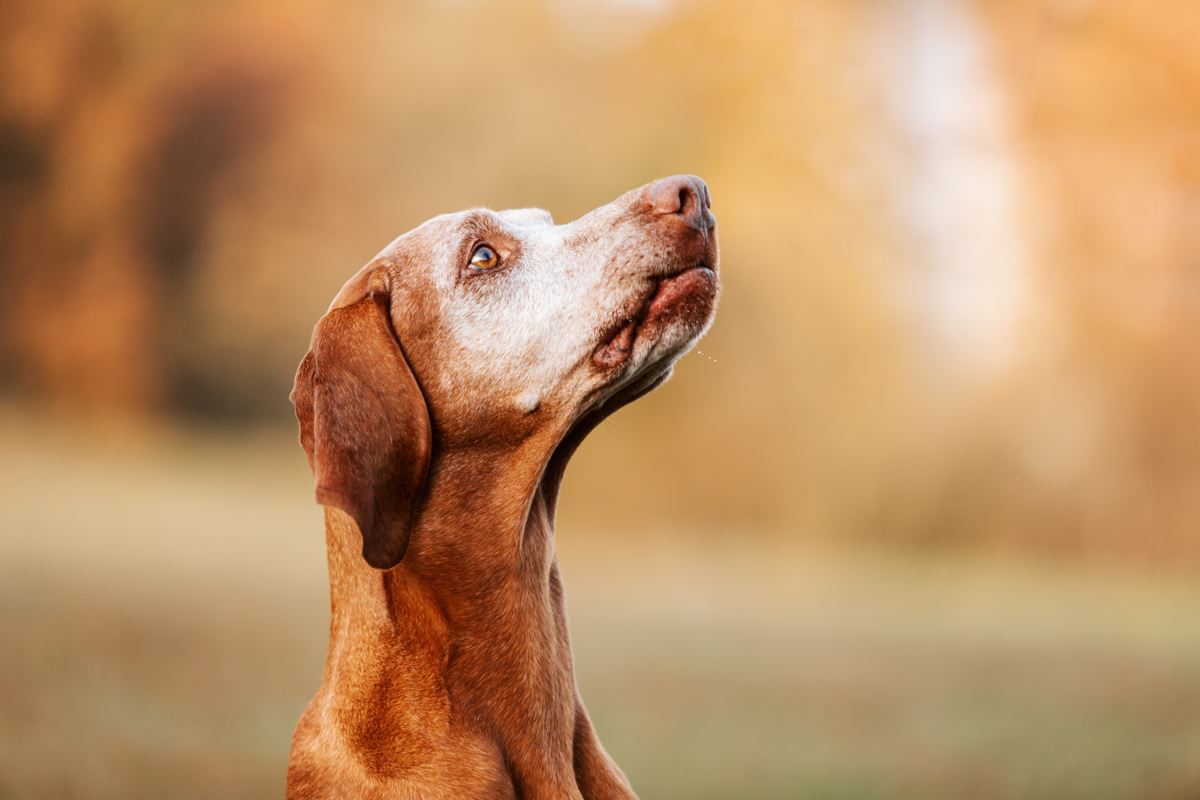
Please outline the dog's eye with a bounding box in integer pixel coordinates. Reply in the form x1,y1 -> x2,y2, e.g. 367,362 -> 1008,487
468,245 -> 501,271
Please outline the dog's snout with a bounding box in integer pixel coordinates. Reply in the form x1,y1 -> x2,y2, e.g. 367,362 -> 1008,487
646,175 -> 713,232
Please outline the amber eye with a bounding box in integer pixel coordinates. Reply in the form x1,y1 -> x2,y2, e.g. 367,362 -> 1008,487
468,244 -> 500,271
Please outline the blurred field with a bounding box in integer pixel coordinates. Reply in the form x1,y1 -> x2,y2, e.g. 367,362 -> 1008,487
3,415 -> 1199,800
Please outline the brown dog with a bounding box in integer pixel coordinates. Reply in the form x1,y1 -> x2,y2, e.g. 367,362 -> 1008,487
287,176 -> 719,799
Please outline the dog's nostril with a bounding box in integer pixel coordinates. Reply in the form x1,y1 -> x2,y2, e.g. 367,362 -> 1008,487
647,175 -> 710,231
677,186 -> 698,219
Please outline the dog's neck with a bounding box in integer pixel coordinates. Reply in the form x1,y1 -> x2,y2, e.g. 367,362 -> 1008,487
316,430 -> 583,777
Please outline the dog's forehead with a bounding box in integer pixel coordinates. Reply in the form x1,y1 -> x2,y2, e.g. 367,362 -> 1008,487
420,206 -> 555,235
395,207 -> 556,250
378,201 -> 625,298
496,207 -> 555,228
382,206 -> 564,279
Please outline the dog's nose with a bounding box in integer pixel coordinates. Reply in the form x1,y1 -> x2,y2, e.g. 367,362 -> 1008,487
646,175 -> 713,233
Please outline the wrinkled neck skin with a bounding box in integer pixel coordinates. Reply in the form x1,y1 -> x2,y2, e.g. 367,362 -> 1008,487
305,415 -> 639,800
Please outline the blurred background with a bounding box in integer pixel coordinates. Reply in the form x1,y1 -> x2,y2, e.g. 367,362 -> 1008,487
2,0 -> 1198,797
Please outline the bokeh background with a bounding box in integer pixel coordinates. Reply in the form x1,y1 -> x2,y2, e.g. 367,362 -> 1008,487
2,0 -> 1199,797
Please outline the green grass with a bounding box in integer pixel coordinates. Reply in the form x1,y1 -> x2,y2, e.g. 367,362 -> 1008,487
2,418 -> 1199,799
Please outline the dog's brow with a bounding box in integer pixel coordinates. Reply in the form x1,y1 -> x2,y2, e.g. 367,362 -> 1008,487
460,211 -> 506,243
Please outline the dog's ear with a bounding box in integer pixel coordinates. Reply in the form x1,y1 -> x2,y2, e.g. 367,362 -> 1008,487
290,277 -> 432,569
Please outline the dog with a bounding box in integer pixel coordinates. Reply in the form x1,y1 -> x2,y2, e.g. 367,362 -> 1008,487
287,175 -> 719,799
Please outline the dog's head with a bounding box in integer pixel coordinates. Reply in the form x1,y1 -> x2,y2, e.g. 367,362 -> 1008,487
292,176 -> 719,568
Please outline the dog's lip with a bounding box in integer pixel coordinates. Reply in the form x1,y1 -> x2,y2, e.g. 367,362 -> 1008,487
643,266 -> 715,323
592,264 -> 716,370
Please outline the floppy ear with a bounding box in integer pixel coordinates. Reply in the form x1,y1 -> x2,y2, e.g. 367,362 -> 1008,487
290,282 -> 432,569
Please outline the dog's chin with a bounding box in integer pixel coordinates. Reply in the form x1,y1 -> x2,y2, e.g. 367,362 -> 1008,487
592,266 -> 718,375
